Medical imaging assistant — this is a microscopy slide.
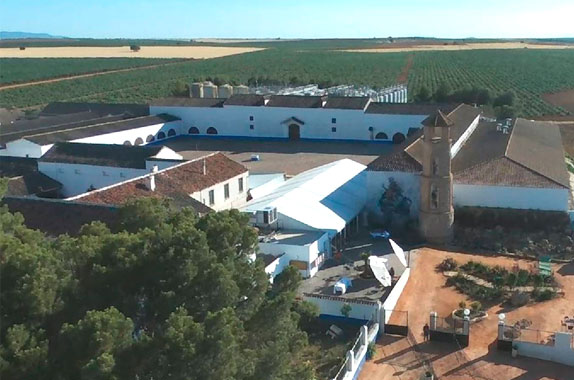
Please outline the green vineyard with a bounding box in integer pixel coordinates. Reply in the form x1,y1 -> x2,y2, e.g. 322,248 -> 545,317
1,47 -> 573,117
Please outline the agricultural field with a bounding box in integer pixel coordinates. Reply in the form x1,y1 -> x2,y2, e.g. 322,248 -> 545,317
0,57 -> 178,85
0,46 -> 264,59
1,42 -> 574,118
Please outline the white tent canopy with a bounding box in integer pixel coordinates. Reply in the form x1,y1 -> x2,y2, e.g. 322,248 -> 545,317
389,239 -> 407,268
369,256 -> 391,287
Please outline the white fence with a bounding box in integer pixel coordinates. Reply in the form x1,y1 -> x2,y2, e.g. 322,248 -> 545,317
382,268 -> 411,323
302,293 -> 381,322
515,332 -> 574,366
332,322 -> 380,380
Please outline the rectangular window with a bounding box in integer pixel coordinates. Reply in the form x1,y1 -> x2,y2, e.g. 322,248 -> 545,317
224,184 -> 230,199
102,171 -> 109,176
238,177 -> 244,192
209,190 -> 215,205
331,118 -> 336,124
249,116 -> 254,121
74,169 -> 81,175
331,127 -> 337,132
250,124 -> 254,130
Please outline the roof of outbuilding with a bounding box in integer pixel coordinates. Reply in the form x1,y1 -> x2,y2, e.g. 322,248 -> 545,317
323,97 -> 370,110
5,172 -> 63,196
41,102 -> 149,117
265,95 -> 323,108
224,94 -> 266,107
70,153 -> 246,211
151,97 -> 225,107
365,102 -> 458,115
39,142 -> 166,169
2,197 -> 120,236
0,112 -> 126,144
0,156 -> 38,178
421,110 -> 454,128
24,114 -> 179,145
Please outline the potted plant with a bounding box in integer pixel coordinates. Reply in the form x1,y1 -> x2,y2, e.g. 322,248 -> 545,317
512,344 -> 518,358
423,371 -> 434,379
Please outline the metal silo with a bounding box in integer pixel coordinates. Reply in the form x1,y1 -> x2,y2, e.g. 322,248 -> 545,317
234,85 -> 249,95
218,84 -> 234,98
190,82 -> 204,98
203,83 -> 219,98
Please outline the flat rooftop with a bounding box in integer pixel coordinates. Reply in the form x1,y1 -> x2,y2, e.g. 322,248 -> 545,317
299,233 -> 409,302
163,137 -> 390,175
259,230 -> 325,246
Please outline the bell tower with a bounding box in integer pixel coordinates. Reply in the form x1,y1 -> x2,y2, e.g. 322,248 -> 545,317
419,110 -> 454,244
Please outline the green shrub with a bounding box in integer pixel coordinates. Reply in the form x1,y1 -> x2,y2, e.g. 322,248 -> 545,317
535,289 -> 556,302
470,301 -> 482,312
437,257 -> 458,271
366,342 -> 377,360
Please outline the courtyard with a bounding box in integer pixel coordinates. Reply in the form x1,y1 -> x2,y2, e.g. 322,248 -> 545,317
360,248 -> 574,380
164,136 -> 390,175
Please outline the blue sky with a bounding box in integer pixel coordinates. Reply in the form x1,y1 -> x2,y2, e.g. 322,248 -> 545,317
1,0 -> 572,39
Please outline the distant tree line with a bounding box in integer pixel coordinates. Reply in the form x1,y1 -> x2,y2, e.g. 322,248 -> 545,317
415,81 -> 516,119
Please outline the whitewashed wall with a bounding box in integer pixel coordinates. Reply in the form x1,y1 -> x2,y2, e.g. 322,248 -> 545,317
73,120 -> 183,146
191,172 -> 248,211
515,332 -> 574,366
303,294 -> 381,321
39,162 -> 146,197
454,184 -> 569,212
150,104 -> 427,142
0,139 -> 45,158
382,268 -> 411,324
366,171 -> 420,217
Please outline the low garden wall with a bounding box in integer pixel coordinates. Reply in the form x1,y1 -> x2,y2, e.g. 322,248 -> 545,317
382,268 -> 411,324
302,293 -> 381,324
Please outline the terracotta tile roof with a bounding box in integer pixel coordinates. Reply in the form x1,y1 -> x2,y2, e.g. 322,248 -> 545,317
40,142 -> 165,169
26,114 -> 179,145
3,197 -> 120,236
151,97 -> 225,107
367,130 -> 424,172
73,153 -> 246,211
224,94 -> 265,106
41,102 -> 149,117
365,102 -> 458,115
323,97 -> 370,110
265,95 -> 323,108
0,156 -> 38,178
421,109 -> 454,128
6,172 -> 62,196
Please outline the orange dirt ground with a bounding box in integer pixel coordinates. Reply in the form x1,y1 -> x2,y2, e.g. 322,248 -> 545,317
359,248 -> 574,380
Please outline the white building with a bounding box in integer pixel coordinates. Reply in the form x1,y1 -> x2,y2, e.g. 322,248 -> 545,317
0,113 -> 183,158
242,159 -> 367,279
38,142 -> 183,197
67,152 -> 249,213
150,95 -> 448,143
368,111 -> 571,217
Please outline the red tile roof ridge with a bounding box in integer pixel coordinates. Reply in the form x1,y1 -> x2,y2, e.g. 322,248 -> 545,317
67,152 -> 224,201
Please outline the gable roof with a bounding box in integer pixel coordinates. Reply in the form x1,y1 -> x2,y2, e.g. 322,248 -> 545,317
323,97 -> 370,110
224,94 -> 265,107
39,142 -> 166,169
0,156 -> 38,178
242,159 -> 366,233
6,172 -> 62,196
70,153 -> 246,211
1,112 -> 125,144
2,197 -> 120,236
421,110 -> 454,128
151,97 -> 225,107
365,102 -> 458,115
369,115 -> 570,189
41,102 -> 149,117
265,95 -> 323,108
24,114 -> 179,145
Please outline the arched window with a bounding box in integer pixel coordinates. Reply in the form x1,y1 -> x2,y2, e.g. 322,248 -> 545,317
432,158 -> 440,175
206,127 -> 218,135
188,127 -> 200,134
167,129 -> 176,137
157,131 -> 166,140
375,132 -> 388,140
392,132 -> 406,144
134,137 -> 144,146
430,184 -> 439,209
123,140 -> 132,146
146,135 -> 155,143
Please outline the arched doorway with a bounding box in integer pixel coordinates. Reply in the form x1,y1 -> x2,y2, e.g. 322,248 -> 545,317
206,127 -> 218,135
392,132 -> 406,144
188,127 -> 199,134
167,129 -> 176,137
123,140 -> 132,146
288,124 -> 300,140
375,132 -> 388,140
146,135 -> 155,143
134,137 -> 144,145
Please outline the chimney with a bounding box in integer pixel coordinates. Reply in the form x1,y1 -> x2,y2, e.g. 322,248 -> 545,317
149,165 -> 158,191
203,159 -> 206,175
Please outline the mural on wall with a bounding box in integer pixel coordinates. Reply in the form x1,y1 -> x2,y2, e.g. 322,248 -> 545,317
378,177 -> 412,230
